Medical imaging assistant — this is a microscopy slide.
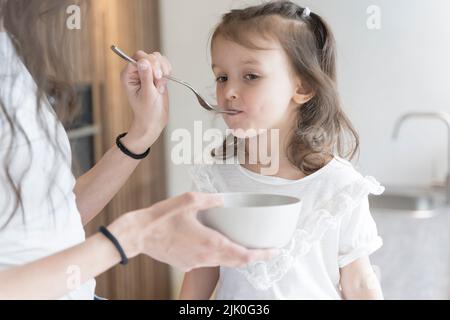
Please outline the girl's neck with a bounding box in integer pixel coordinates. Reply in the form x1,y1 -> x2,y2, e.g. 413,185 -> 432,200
242,155 -> 307,180
241,127 -> 307,180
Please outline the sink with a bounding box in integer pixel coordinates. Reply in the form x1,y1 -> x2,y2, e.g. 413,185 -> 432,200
369,185 -> 447,217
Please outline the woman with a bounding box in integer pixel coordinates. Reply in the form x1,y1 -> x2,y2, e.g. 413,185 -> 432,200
0,0 -> 275,299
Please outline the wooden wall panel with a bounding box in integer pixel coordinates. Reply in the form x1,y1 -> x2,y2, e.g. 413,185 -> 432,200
81,0 -> 170,299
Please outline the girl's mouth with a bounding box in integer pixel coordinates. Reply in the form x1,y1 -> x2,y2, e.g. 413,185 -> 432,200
224,107 -> 243,116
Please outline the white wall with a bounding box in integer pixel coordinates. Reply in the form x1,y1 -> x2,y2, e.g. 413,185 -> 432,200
159,0 -> 450,297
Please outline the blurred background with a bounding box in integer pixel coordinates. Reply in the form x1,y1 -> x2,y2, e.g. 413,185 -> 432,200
39,0 -> 450,299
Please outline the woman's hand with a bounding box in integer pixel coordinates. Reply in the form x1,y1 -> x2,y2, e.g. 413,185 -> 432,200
120,51 -> 172,153
108,193 -> 278,272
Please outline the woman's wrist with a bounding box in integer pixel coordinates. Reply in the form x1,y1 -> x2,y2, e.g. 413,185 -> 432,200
107,211 -> 143,260
120,124 -> 157,155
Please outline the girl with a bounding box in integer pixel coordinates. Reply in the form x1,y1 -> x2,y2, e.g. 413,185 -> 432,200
180,1 -> 385,300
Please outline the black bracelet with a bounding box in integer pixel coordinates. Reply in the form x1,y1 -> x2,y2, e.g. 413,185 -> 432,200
98,226 -> 129,265
116,132 -> 151,160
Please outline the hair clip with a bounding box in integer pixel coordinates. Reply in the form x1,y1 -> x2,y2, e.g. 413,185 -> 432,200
301,7 -> 311,18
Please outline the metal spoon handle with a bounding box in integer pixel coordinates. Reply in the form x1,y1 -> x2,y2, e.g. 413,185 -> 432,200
111,45 -> 137,65
163,75 -> 200,94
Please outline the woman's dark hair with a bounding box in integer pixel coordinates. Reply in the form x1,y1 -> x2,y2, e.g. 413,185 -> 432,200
211,0 -> 359,174
0,0 -> 80,229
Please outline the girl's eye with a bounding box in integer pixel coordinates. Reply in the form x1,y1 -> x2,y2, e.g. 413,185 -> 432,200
244,74 -> 260,81
216,76 -> 227,83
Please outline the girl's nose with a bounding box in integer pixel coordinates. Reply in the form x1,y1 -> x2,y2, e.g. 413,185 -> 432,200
224,84 -> 239,101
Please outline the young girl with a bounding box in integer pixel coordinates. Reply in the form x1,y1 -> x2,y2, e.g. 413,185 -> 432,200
180,1 -> 385,300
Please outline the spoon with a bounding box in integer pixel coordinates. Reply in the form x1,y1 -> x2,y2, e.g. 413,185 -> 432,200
110,45 -> 238,115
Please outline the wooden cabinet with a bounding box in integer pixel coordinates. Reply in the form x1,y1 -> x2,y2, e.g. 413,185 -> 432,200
69,0 -> 170,299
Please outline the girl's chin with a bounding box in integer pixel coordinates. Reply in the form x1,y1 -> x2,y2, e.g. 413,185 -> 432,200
225,124 -> 267,139
223,117 -> 244,131
223,114 -> 275,138
230,129 -> 258,139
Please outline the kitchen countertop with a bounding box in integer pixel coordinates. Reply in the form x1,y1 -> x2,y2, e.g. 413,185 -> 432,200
370,207 -> 450,299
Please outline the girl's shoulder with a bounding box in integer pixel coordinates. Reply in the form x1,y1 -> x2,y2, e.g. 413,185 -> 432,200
189,155 -> 384,198
316,155 -> 364,188
305,155 -> 385,205
320,156 -> 367,190
188,161 -> 235,193
311,156 -> 385,211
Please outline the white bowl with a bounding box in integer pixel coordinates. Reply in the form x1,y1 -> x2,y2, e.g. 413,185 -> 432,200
199,193 -> 302,249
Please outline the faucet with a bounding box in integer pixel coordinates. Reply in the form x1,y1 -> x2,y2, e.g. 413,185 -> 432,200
392,112 -> 450,205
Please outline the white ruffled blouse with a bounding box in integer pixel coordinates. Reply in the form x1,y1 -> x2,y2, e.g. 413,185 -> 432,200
190,156 -> 384,299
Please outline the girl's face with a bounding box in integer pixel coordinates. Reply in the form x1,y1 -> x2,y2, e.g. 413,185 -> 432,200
211,35 -> 304,137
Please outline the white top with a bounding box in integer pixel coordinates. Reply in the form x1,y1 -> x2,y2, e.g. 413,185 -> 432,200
0,32 -> 95,299
190,156 -> 385,299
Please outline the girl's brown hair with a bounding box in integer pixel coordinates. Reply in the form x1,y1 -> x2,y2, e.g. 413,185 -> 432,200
0,0 -> 80,229
211,1 -> 359,175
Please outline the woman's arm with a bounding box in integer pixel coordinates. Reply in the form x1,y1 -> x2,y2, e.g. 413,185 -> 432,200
74,131 -> 152,226
179,267 -> 220,300
0,204 -> 145,299
0,193 -> 276,299
339,256 -> 383,300
0,231 -> 125,299
74,51 -> 171,225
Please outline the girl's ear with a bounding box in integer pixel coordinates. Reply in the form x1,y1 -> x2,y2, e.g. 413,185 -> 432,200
293,79 -> 315,105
